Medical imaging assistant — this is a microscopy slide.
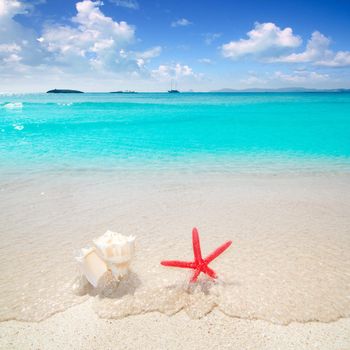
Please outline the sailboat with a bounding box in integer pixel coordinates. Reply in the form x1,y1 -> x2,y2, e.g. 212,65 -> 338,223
168,79 -> 180,93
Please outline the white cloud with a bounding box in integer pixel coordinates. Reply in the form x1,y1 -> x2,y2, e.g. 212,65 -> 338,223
222,24 -> 350,68
0,0 -> 26,18
274,70 -> 329,83
137,46 -> 162,60
272,31 -> 331,63
222,22 -> 301,59
243,76 -> 266,85
240,71 -> 267,85
151,63 -> 199,81
203,33 -> 221,45
0,43 -> 21,53
3,53 -> 22,63
38,0 -> 135,71
0,0 -> 43,67
198,58 -> 212,64
239,69 -> 330,87
109,0 -> 139,10
317,51 -> 350,67
119,46 -> 162,68
271,31 -> 350,67
0,0 -> 166,91
171,18 -> 192,27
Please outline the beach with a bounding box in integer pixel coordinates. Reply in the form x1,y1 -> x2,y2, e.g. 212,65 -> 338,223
1,0 -> 350,345
1,170 -> 350,349
1,301 -> 350,349
1,93 -> 350,348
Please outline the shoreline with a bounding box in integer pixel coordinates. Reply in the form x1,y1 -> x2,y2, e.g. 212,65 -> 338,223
1,301 -> 350,350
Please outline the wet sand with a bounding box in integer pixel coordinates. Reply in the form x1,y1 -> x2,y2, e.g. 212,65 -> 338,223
1,171 -> 350,348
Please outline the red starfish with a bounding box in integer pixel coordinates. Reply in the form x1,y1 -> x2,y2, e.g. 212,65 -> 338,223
161,227 -> 232,283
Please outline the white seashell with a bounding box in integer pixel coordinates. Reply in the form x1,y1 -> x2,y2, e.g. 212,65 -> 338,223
93,230 -> 135,279
75,247 -> 108,287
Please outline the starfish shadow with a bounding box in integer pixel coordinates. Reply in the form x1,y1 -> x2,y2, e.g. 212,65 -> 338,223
186,278 -> 217,295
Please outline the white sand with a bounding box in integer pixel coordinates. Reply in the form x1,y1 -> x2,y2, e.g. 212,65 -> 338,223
1,301 -> 350,349
1,171 -> 350,348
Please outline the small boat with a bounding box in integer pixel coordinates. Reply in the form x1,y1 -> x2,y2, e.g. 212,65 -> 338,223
168,80 -> 180,93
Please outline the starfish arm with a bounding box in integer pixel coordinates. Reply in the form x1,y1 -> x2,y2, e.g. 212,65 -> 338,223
190,269 -> 201,283
204,240 -> 232,264
203,265 -> 217,279
192,227 -> 203,262
161,260 -> 195,269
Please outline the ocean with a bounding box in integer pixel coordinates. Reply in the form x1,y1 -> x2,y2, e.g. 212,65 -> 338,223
1,92 -> 350,174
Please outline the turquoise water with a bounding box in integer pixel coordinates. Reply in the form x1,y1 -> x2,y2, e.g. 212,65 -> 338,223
1,92 -> 350,173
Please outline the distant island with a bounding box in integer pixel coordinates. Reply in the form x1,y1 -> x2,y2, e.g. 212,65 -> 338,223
47,89 -> 84,93
211,87 -> 350,93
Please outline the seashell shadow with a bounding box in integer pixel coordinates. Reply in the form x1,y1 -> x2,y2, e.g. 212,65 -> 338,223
73,270 -> 142,299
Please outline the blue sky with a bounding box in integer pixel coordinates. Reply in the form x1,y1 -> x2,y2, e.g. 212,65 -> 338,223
1,0 -> 350,92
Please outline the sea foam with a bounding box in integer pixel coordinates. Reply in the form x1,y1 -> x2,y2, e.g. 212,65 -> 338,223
3,102 -> 23,109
